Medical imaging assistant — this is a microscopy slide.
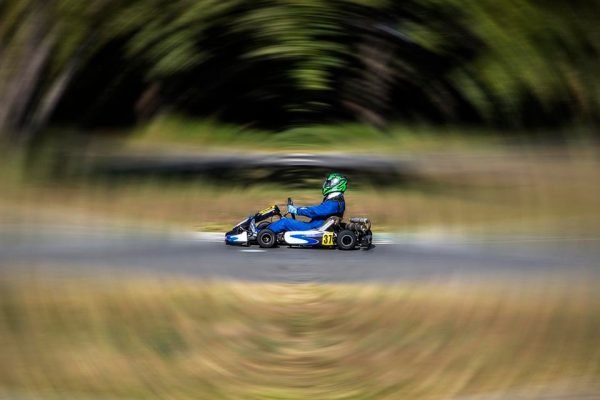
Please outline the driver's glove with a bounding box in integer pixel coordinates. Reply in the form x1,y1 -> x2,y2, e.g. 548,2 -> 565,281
287,204 -> 298,214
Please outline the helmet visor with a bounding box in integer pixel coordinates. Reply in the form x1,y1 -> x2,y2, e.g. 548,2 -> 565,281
324,177 -> 340,189
323,176 -> 340,187
323,176 -> 342,195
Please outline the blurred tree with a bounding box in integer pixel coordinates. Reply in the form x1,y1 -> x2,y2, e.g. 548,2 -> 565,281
443,0 -> 600,126
0,0 -> 122,142
0,0 -> 55,141
1,0 -> 600,139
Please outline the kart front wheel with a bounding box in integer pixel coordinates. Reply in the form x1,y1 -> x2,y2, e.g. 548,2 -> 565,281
337,230 -> 357,250
257,221 -> 271,230
257,229 -> 277,248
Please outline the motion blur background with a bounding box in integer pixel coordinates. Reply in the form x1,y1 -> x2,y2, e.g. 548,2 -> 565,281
1,0 -> 600,399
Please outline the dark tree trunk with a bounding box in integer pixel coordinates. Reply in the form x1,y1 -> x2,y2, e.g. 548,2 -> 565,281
24,52 -> 79,143
342,34 -> 395,130
0,2 -> 54,142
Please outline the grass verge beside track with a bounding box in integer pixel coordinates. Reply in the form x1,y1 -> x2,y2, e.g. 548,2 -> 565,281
0,275 -> 599,399
2,147 -> 600,234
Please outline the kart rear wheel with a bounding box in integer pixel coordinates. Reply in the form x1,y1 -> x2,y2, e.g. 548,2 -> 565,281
337,230 -> 357,250
257,229 -> 277,248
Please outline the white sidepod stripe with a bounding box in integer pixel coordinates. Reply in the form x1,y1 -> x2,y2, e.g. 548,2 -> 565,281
284,230 -> 322,245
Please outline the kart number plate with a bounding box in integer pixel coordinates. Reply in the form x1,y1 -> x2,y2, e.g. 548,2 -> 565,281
322,232 -> 334,246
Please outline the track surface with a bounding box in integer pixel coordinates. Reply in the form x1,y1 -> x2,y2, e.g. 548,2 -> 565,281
1,224 -> 599,282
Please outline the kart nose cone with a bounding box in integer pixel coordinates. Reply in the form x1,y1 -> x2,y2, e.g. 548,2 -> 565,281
225,231 -> 248,245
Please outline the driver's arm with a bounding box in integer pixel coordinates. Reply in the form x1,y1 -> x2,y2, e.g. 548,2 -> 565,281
296,200 -> 342,219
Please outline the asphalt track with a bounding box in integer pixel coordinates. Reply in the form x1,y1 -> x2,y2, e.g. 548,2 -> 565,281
1,224 -> 599,282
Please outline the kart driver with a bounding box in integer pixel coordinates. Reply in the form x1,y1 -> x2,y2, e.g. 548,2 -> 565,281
265,172 -> 347,234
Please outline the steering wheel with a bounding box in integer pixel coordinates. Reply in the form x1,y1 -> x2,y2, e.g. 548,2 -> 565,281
287,197 -> 296,220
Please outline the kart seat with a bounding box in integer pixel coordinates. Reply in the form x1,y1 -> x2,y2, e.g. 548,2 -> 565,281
317,216 -> 341,232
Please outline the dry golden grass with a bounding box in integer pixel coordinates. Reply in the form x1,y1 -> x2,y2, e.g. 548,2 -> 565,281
0,276 -> 599,399
1,148 -> 599,234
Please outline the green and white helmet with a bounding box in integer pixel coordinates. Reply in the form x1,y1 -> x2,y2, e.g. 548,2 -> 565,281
322,173 -> 348,196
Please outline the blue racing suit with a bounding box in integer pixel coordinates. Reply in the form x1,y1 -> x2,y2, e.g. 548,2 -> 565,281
267,195 -> 345,234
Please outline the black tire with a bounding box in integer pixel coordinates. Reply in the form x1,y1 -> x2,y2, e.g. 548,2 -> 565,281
337,230 -> 357,250
257,229 -> 277,248
257,221 -> 271,230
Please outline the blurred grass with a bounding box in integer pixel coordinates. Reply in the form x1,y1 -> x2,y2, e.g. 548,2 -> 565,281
1,124 -> 600,233
114,116 -> 505,154
0,275 -> 599,399
1,145 -> 600,234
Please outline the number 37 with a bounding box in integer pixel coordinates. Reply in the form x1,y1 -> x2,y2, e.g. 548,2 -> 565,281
322,232 -> 334,246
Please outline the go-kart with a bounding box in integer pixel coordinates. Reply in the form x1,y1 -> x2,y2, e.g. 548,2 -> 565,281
225,198 -> 373,250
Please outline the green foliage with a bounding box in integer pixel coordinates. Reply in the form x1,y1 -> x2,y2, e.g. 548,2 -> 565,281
107,0 -> 245,77
1,0 -> 600,134
233,0 -> 349,90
